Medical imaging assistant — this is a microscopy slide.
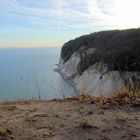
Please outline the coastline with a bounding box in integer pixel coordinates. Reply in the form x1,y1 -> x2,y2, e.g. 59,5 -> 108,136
54,64 -> 79,95
0,64 -> 139,139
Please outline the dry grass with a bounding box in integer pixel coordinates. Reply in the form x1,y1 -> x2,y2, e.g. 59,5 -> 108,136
1,99 -> 10,105
76,86 -> 140,108
110,86 -> 140,107
78,91 -> 92,102
0,127 -> 7,136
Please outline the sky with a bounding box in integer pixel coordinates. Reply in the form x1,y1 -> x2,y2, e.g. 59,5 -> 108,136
0,0 -> 140,48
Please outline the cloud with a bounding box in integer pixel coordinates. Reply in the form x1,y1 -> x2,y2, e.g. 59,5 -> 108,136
1,0 -> 109,30
1,0 -> 139,33
1,0 -> 140,48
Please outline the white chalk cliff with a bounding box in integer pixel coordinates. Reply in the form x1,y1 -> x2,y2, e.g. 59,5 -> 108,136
59,28 -> 140,96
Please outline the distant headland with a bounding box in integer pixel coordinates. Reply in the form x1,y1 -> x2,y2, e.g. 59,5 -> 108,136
59,28 -> 140,96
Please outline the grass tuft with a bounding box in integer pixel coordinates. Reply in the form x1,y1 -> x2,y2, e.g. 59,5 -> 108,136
78,91 -> 92,102
0,127 -> 7,136
76,85 -> 140,108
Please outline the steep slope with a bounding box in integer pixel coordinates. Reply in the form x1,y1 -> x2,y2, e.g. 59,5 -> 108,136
59,28 -> 140,96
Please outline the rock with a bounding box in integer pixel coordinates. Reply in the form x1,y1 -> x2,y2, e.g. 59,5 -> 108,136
88,111 -> 93,115
80,122 -> 99,129
6,129 -> 12,135
59,28 -> 140,97
43,132 -> 54,137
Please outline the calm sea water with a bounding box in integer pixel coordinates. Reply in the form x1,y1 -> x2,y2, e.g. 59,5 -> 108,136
0,48 -> 75,101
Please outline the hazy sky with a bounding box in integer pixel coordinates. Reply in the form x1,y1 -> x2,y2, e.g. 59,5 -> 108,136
0,0 -> 140,48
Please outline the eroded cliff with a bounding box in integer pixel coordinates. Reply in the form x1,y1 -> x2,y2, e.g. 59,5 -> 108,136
59,28 -> 140,96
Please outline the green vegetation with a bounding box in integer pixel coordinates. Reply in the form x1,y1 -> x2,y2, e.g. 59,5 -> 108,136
61,28 -> 140,74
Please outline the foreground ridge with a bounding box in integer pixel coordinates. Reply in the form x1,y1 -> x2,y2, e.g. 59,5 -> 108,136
0,98 -> 140,140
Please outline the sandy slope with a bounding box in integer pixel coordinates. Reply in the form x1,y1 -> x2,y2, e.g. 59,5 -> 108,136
0,99 -> 140,140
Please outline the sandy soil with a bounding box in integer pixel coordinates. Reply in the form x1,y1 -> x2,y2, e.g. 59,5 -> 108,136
0,99 -> 140,140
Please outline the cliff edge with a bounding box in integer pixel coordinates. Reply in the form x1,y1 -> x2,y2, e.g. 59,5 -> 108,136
59,28 -> 140,96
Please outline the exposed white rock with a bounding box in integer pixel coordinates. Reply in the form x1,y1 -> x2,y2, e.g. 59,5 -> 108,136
59,52 -> 139,97
59,52 -> 81,77
74,69 -> 123,97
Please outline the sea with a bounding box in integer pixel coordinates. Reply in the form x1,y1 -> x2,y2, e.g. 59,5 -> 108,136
0,47 -> 75,101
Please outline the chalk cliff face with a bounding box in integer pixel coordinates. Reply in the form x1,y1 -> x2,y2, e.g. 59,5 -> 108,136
59,28 -> 140,96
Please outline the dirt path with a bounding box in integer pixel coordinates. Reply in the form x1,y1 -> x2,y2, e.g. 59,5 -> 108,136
0,99 -> 140,140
